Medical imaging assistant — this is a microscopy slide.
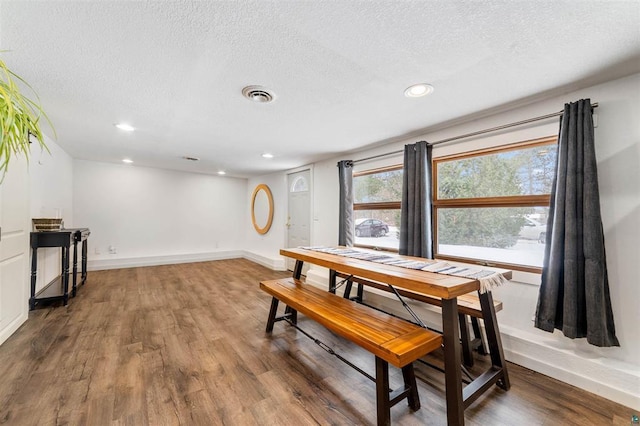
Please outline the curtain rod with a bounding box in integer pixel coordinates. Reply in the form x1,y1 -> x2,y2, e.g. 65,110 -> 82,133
352,102 -> 599,164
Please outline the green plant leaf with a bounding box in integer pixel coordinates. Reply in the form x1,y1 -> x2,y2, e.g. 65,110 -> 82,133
0,56 -> 53,181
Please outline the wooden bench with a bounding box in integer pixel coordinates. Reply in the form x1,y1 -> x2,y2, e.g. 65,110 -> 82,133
261,277 -> 442,426
332,271 -> 503,367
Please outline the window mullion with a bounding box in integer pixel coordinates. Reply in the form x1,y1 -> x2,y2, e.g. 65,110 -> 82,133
434,195 -> 550,208
354,202 -> 401,210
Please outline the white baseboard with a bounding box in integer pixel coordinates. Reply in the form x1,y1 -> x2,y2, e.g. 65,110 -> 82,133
242,251 -> 287,271
88,250 -> 244,270
500,326 -> 639,410
306,267 -> 640,410
87,249 -> 287,272
305,267 -> 331,289
0,312 -> 27,347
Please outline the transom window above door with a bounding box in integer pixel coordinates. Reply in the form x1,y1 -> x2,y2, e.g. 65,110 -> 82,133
290,176 -> 309,192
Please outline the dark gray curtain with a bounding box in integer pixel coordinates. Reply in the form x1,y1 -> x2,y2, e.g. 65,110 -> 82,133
399,141 -> 433,258
337,160 -> 354,246
534,99 -> 619,347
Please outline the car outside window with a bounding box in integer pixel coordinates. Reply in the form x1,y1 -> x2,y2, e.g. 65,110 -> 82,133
353,166 -> 402,251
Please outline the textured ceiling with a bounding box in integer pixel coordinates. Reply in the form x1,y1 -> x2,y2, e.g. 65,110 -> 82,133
1,1 -> 639,177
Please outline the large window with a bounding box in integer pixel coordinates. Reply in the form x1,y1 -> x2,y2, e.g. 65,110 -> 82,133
433,136 -> 556,272
351,136 -> 556,270
353,166 -> 402,251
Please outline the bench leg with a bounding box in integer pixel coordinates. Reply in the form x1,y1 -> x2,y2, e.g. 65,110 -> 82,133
401,363 -> 420,410
459,313 -> 474,367
266,297 -> 297,331
375,357 -> 391,426
471,317 -> 487,355
266,297 -> 280,333
284,305 -> 298,325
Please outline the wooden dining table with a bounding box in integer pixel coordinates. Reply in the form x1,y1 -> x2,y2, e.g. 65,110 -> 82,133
280,247 -> 511,425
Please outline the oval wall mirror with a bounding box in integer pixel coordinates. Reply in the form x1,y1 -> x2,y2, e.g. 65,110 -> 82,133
251,184 -> 274,234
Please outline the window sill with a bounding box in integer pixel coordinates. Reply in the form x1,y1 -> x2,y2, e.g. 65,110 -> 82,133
511,270 -> 542,286
353,243 -> 398,253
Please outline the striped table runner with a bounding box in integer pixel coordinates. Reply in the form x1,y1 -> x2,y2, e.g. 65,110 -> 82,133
301,246 -> 508,293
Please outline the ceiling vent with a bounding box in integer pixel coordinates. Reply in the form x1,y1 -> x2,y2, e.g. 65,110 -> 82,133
182,156 -> 200,161
242,85 -> 275,103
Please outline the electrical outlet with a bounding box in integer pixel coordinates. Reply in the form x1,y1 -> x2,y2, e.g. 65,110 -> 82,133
109,245 -> 117,254
94,247 -> 101,255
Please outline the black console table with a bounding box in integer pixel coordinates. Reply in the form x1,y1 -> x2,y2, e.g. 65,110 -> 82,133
30,228 -> 90,310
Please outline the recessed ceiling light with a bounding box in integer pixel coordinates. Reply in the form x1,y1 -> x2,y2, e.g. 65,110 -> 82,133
122,158 -> 133,164
262,153 -> 274,159
404,83 -> 434,98
115,123 -> 135,132
217,171 -> 226,175
242,85 -> 275,103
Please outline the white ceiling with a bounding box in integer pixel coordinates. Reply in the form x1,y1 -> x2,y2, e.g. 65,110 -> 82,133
1,1 -> 639,177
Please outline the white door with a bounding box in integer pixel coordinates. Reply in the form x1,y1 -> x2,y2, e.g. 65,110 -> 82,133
286,170 -> 311,272
0,157 -> 30,346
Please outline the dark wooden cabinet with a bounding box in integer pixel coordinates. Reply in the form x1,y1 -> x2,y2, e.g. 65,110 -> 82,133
29,228 -> 90,310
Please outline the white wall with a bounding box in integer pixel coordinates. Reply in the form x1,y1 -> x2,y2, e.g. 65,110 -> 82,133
250,73 -> 640,409
73,160 -> 248,269
29,137 -> 73,291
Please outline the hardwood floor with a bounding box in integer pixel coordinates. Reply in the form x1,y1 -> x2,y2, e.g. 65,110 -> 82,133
0,259 -> 633,425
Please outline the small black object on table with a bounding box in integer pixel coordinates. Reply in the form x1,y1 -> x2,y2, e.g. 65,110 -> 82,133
29,228 -> 90,310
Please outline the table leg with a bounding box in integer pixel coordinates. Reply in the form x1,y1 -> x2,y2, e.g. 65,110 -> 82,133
293,260 -> 303,279
478,291 -> 511,390
343,280 -> 354,299
285,260 -> 304,324
81,239 -> 88,284
329,268 -> 337,293
62,246 -> 70,306
442,298 -> 464,425
30,247 -> 38,310
72,240 -> 78,297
